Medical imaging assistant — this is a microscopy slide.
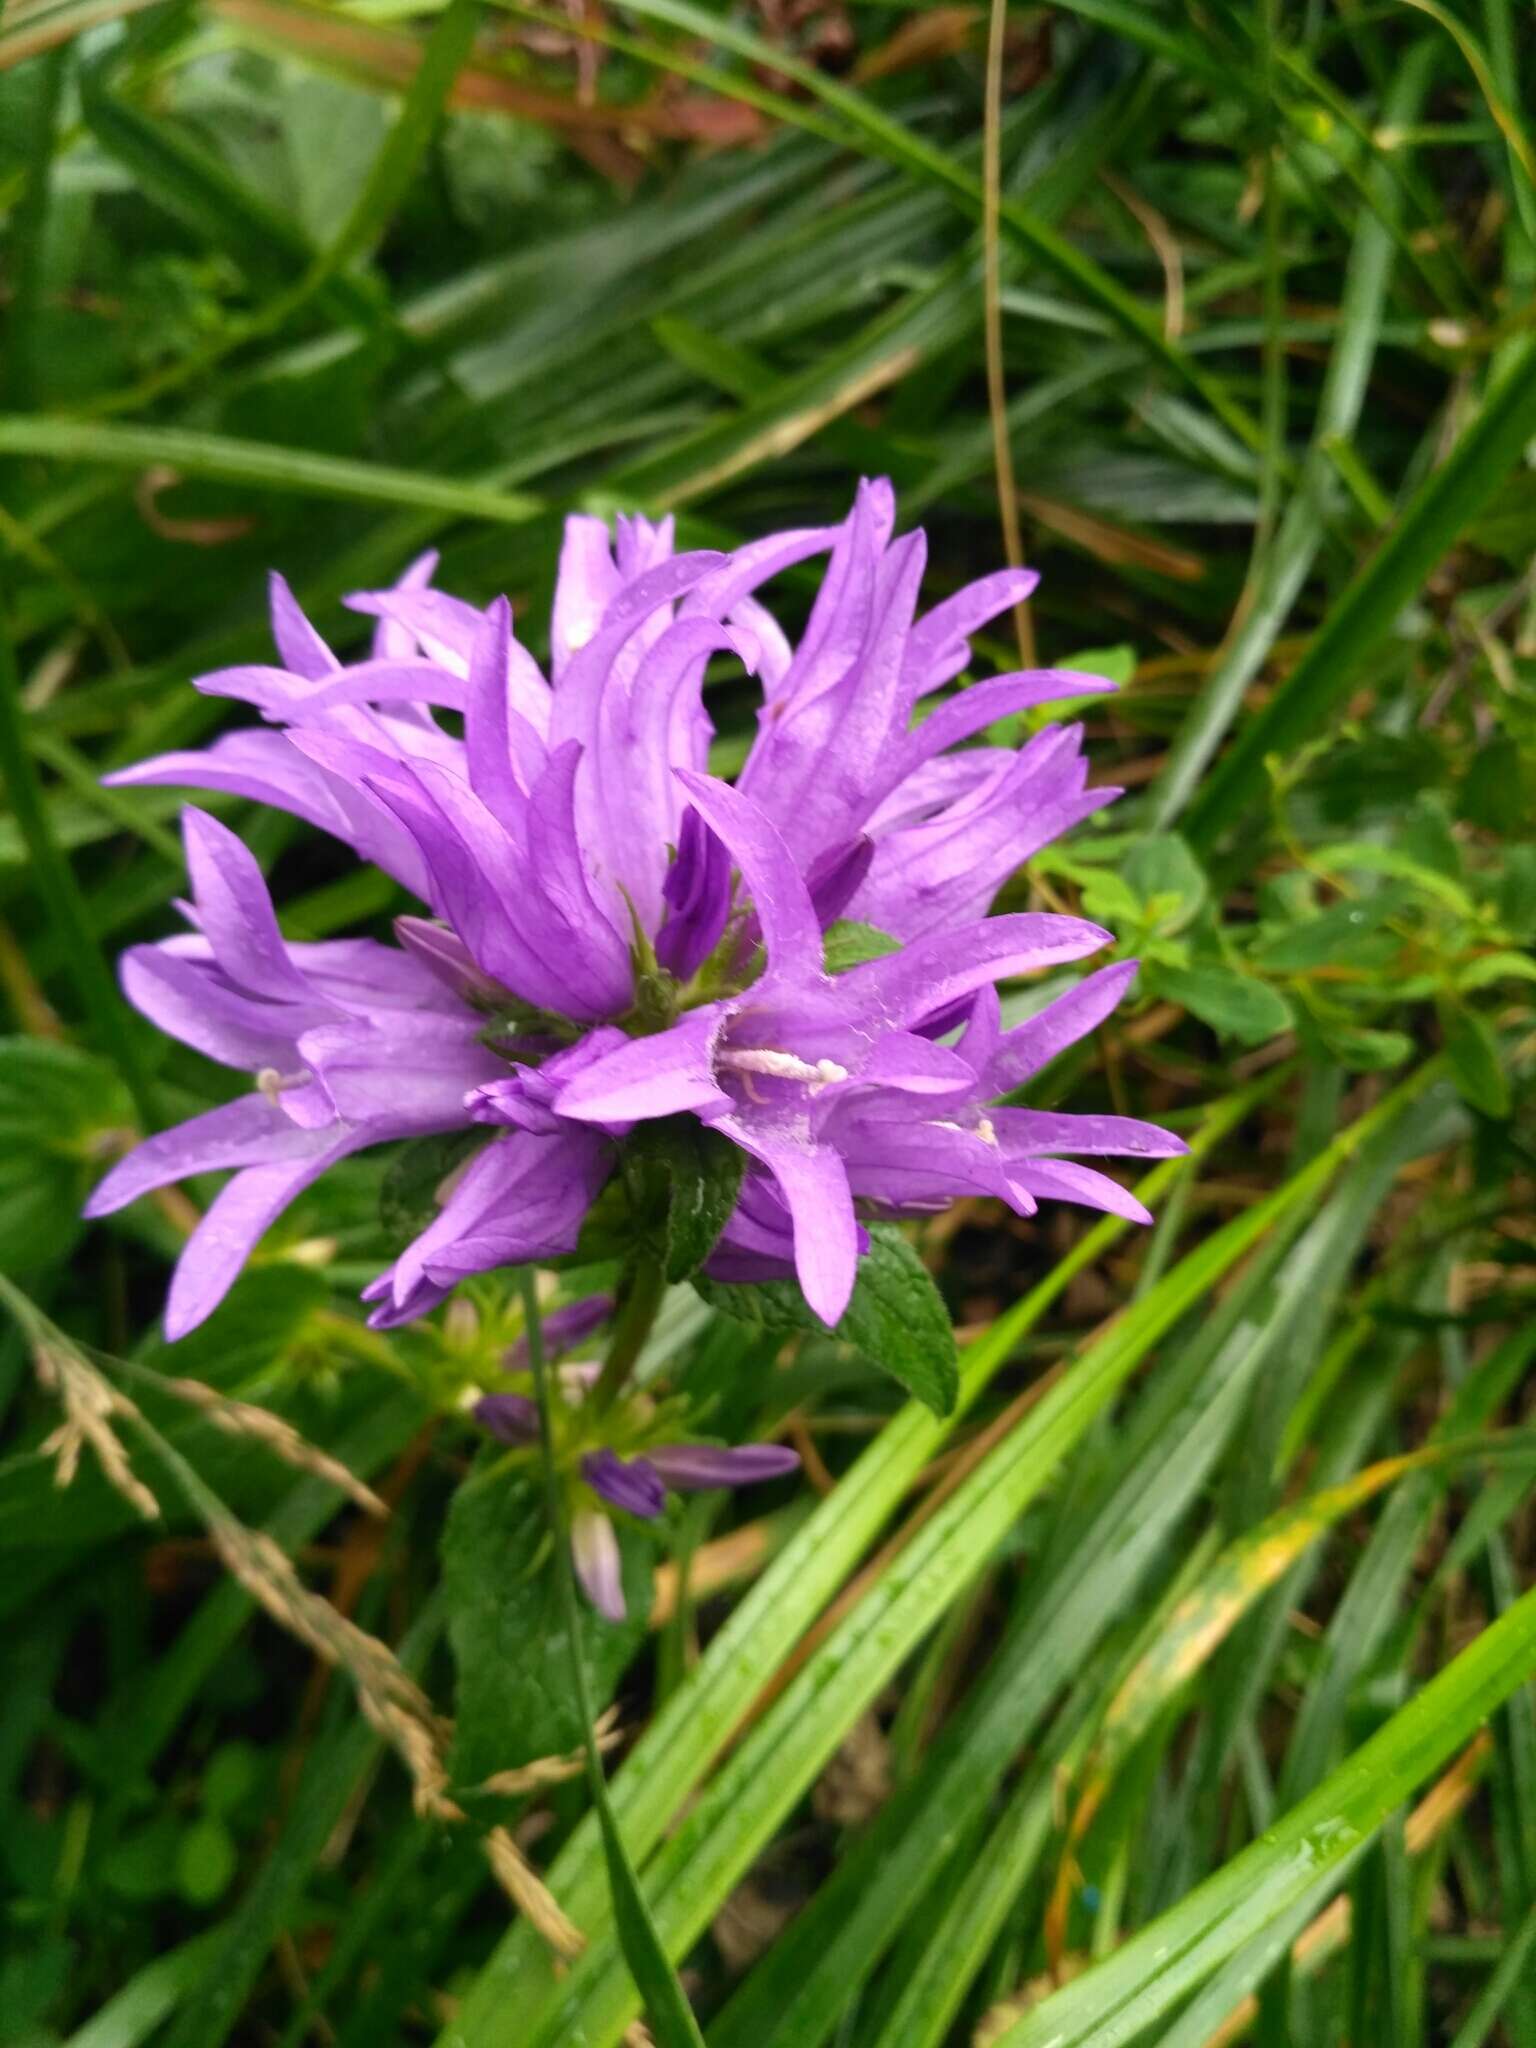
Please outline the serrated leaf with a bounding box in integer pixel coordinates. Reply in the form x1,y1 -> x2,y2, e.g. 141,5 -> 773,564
443,1465 -> 650,1783
379,1129 -> 483,1246
627,1117 -> 745,1284
822,921 -> 903,973
1442,1007 -> 1510,1119
1153,965 -> 1291,1045
694,1223 -> 957,1416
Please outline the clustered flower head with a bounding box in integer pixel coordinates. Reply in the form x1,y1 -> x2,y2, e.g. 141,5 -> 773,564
87,479 -> 1185,1342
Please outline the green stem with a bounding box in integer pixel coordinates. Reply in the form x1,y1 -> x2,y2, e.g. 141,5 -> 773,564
592,1258 -> 668,1411
519,1265 -> 706,2048
519,1265 -> 606,1767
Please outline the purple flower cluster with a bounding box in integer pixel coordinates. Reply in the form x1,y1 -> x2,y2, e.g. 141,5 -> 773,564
87,480 -> 1184,1339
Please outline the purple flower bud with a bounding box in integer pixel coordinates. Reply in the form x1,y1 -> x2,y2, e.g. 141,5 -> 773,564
581,1448 -> 666,1520
473,1392 -> 540,1444
656,805 -> 733,979
394,916 -> 507,1006
646,1442 -> 801,1492
572,1509 -> 626,1622
503,1293 -> 615,1369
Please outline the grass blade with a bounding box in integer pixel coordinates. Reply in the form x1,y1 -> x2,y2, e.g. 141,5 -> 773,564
0,416 -> 543,522
995,1581 -> 1536,2048
1185,339 -> 1536,849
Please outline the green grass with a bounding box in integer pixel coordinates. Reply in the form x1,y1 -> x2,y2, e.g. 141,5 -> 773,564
1,4 -> 1534,2047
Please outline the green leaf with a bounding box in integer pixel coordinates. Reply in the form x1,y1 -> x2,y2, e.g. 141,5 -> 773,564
1123,833 -> 1208,929
443,1467 -> 650,1783
0,1037 -> 132,1273
175,1816 -> 238,1909
1154,966 -> 1291,1044
591,1794 -> 707,2048
1442,1007 -> 1511,1119
1456,950 -> 1536,992
200,1742 -> 262,1821
821,921 -> 903,973
695,1223 -> 958,1417
1057,643 -> 1137,687
102,1813 -> 182,1904
1250,886 -> 1415,970
379,1130 -> 483,1247
1314,1024 -> 1416,1073
626,1117 -> 745,1284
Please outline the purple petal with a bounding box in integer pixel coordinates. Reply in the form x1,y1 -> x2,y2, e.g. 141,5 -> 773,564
656,805 -> 734,980
721,1117 -> 858,1327
806,837 -> 875,929
268,572 -> 338,680
582,1448 -> 666,1519
120,946 -> 307,1072
673,772 -> 823,976
368,550 -> 441,661
474,1392 -> 540,1443
992,1107 -> 1189,1160
393,916 -> 508,1006
364,1269 -> 453,1328
466,595 -> 548,819
344,585 -> 486,673
1006,1158 -> 1153,1224
572,1509 -> 626,1622
646,1443 -> 800,1490
295,1013 -> 504,1126
982,960 -> 1141,1095
840,914 -> 1111,1031
164,1131 -> 364,1338
505,1292 -> 614,1367
550,515 -> 622,682
554,1003 -> 732,1126
871,671 -> 1116,815
181,808 -> 321,1007
904,567 -> 1040,698
393,1126 -> 611,1303
84,1095 -> 318,1216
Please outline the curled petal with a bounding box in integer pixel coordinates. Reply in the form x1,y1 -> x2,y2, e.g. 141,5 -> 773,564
555,1003 -> 732,1126
673,771 -> 823,977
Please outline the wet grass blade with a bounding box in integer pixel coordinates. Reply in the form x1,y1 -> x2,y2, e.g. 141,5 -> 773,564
1186,338 -> 1536,850
994,1581 -> 1536,2047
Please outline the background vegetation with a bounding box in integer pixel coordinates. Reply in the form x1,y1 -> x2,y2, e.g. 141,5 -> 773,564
2,1 -> 1535,2044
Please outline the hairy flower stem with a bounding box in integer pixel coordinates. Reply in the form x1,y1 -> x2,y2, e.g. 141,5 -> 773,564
520,1266 -> 608,1758
592,1257 -> 668,1412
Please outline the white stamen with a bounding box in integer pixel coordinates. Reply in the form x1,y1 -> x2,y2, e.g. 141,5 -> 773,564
256,1066 -> 311,1105
719,1047 -> 849,1088
974,1115 -> 998,1145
